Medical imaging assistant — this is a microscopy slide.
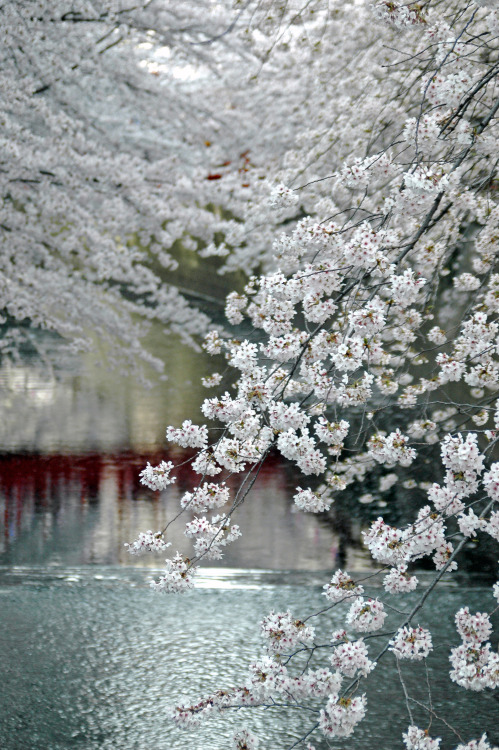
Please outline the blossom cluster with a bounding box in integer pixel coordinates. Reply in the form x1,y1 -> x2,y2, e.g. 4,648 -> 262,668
383,564 -> 419,593
124,1 -> 499,747
368,430 -> 416,467
260,611 -> 315,653
180,482 -> 230,512
450,607 -> 499,691
166,420 -> 208,448
150,553 -> 198,594
232,729 -> 260,750
389,626 -> 433,660
124,530 -> 171,555
362,510 -> 447,569
184,514 -> 241,560
330,637 -> 375,677
323,570 -> 364,602
139,461 -> 176,491
403,726 -> 441,750
346,597 -> 387,632
319,695 -> 367,738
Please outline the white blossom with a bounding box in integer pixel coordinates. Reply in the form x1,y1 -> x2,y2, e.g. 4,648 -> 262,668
389,626 -> 433,660
150,553 -> 198,593
403,726 -> 441,750
319,695 -> 367,738
330,638 -> 375,677
139,461 -> 176,491
260,610 -> 315,653
124,531 -> 171,555
323,570 -> 364,602
346,597 -> 387,632
166,420 -> 208,449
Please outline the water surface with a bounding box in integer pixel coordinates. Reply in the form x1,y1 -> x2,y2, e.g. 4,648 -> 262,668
1,567 -> 498,750
1,335 -> 498,749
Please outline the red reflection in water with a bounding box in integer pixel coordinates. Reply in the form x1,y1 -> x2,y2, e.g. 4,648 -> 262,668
0,450 -> 288,545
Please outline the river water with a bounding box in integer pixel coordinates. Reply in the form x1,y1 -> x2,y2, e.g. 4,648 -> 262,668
1,334 -> 498,749
1,567 -> 498,750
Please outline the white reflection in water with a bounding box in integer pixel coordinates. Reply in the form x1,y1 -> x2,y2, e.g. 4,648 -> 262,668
0,329 -> 223,453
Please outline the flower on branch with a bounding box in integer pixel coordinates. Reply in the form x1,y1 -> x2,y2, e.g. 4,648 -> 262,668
389,626 -> 433,660
139,461 -> 176,491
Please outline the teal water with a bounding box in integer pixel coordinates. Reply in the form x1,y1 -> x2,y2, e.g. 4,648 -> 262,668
1,337 -> 498,749
1,567 -> 498,750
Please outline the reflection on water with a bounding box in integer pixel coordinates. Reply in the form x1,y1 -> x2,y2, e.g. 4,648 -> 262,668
0,450 -> 363,570
0,329 -> 224,453
0,331 -> 371,570
0,567 -> 498,750
1,334 -> 498,749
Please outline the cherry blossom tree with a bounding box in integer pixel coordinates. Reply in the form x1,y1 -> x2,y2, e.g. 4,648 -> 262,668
2,0 -> 379,376
126,1 -> 499,747
0,0 -> 276,375
4,0 -> 499,747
